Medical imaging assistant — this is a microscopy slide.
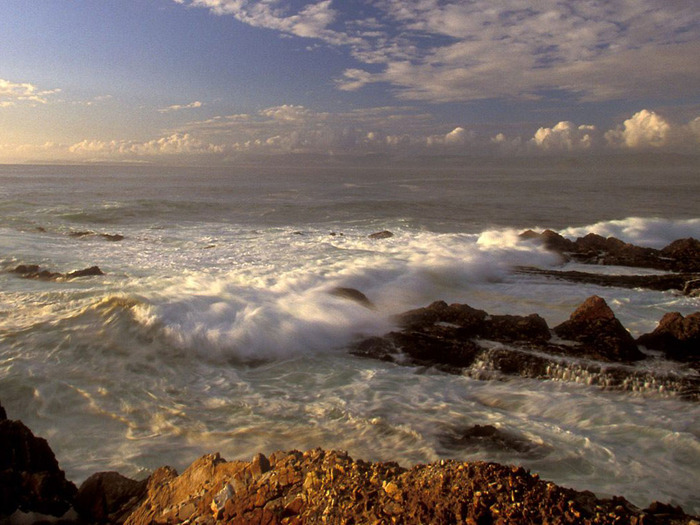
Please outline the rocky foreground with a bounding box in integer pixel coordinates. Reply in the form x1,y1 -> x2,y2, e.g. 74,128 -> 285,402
2,401 -> 699,524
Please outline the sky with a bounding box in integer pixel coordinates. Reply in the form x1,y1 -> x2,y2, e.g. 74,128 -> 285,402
1,0 -> 699,164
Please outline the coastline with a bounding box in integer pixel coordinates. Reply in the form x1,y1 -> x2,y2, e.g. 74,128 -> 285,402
2,232 -> 699,523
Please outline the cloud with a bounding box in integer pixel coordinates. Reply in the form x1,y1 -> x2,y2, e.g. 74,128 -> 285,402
604,110 -> 671,149
0,78 -> 61,107
178,1 -> 700,104
158,101 -> 204,113
182,0 -> 349,44
532,121 -> 597,151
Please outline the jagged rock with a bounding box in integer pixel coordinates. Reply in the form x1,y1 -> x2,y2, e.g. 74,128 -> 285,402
520,231 -> 700,272
117,448 -> 698,524
329,287 -> 375,309
9,264 -> 104,280
74,471 -> 147,524
368,230 -> 394,239
637,312 -> 700,363
0,408 -> 77,517
517,267 -> 700,293
553,296 -> 645,362
660,238 -> 700,272
66,265 -> 105,278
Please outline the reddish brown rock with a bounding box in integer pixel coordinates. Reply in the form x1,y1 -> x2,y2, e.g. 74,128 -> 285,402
119,448 -> 699,525
0,410 -> 77,517
553,296 -> 645,362
637,312 -> 700,363
74,471 -> 147,524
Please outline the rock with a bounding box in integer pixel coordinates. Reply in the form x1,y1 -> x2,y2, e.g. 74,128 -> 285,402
660,238 -> 700,272
101,233 -> 125,242
350,298 -> 700,397
517,267 -> 699,293
637,312 -> 700,363
66,265 -> 105,278
519,231 -> 700,272
0,412 -> 77,517
440,424 -> 548,456
368,230 -> 394,239
75,471 -> 147,524
117,448 -> 698,524
329,287 -> 375,309
553,296 -> 645,362
9,264 -> 104,280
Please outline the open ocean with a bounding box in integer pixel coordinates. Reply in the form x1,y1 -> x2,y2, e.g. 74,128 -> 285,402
1,157 -> 699,513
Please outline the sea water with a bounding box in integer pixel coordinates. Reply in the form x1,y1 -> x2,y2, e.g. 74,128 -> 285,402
1,158 -> 699,513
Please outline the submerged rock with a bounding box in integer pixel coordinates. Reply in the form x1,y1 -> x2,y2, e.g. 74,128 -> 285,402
329,287 -> 375,309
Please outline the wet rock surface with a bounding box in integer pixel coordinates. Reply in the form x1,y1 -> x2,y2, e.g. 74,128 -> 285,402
520,231 -> 700,273
352,296 -> 700,400
8,264 -> 104,280
637,312 -> 700,364
517,267 -> 700,294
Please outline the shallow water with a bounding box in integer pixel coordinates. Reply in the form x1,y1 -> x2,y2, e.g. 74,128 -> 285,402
1,160 -> 699,513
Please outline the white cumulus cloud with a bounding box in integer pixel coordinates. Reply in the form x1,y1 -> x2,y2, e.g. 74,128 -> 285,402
604,110 -> 671,149
532,121 -> 598,151
0,78 -> 61,107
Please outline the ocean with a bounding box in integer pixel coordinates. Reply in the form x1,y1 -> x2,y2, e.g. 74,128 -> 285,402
1,158 -> 699,513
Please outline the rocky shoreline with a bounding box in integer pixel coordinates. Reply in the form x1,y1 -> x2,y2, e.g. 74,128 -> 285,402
2,232 -> 699,523
2,402 -> 699,524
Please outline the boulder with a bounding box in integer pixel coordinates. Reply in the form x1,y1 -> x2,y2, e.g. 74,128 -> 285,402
75,471 -> 147,524
660,238 -> 700,272
553,296 -> 645,362
0,409 -> 77,517
329,287 -> 375,309
368,230 -> 394,239
637,312 -> 700,363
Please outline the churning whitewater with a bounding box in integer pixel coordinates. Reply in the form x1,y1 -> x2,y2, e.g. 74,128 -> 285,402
1,161 -> 699,513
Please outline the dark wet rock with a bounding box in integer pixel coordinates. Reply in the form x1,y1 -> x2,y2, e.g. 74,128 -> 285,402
101,233 -> 125,242
637,312 -> 700,363
660,238 -> 700,272
0,410 -> 77,517
368,230 -> 394,239
9,264 -> 104,280
440,424 -> 547,456
66,265 -> 105,279
120,448 -> 698,525
69,230 -> 125,241
552,296 -> 644,362
520,231 -> 700,272
69,230 -> 94,238
352,297 -> 700,399
517,267 -> 700,293
683,279 -> 700,296
330,287 -> 375,309
75,471 -> 147,524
